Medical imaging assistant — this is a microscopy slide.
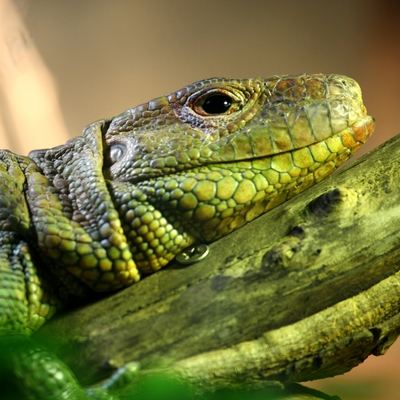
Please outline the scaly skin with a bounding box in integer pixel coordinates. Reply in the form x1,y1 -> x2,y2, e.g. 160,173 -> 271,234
0,73 -> 374,398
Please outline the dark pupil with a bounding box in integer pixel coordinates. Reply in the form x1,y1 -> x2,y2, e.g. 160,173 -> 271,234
202,95 -> 232,114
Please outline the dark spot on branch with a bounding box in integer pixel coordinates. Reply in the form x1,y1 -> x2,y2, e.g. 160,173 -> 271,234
308,188 -> 343,217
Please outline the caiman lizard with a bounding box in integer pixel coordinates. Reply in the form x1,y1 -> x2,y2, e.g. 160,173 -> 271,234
0,74 -> 374,399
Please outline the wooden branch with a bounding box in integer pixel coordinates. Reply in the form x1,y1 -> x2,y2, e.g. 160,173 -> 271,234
37,134 -> 400,394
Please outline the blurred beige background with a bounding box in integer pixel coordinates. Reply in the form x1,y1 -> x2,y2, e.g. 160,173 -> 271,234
1,1 -> 400,399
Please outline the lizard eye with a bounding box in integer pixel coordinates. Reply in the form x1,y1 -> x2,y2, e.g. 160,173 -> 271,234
104,143 -> 126,167
192,91 -> 238,116
201,95 -> 232,114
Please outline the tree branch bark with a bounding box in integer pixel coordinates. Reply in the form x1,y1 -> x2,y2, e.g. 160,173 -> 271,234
37,133 -> 400,395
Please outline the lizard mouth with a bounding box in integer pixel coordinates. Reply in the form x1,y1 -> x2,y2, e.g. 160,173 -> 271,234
103,113 -> 374,186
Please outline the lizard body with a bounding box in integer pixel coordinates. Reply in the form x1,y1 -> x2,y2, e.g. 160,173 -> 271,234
0,74 -> 374,398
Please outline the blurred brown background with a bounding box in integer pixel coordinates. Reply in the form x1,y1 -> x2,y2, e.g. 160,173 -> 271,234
1,0 -> 400,399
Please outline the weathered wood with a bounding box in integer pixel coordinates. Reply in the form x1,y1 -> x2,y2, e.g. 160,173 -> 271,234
38,133 -> 400,393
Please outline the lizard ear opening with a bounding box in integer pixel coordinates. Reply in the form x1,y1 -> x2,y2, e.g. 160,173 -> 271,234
104,143 -> 126,167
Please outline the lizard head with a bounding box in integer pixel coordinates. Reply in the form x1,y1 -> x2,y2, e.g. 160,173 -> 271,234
99,74 -> 374,275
